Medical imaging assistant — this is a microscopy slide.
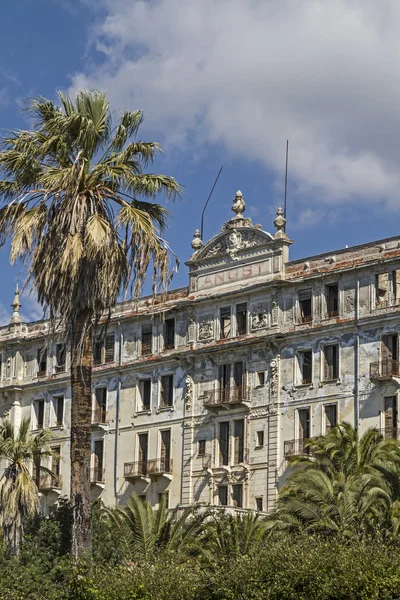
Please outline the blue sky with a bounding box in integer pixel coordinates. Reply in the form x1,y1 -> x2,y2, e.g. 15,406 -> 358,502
1,0 -> 400,323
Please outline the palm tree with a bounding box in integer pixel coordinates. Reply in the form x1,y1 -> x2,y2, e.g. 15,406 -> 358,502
0,91 -> 181,558
267,423 -> 400,538
105,493 -> 204,562
0,418 -> 57,557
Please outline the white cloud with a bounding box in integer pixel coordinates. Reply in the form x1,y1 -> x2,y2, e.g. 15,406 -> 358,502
70,0 -> 400,209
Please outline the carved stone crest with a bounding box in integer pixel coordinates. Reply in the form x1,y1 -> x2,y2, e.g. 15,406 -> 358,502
198,318 -> 214,341
270,358 -> 279,397
184,374 -> 193,410
250,303 -> 269,330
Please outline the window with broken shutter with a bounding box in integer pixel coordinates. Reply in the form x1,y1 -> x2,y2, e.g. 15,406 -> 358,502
160,430 -> 171,471
299,289 -> 312,323
236,303 -> 247,336
160,375 -> 173,407
219,422 -> 229,466
234,419 -> 244,464
105,334 -> 115,363
220,307 -> 231,339
298,408 -> 310,441
376,273 -> 389,305
323,345 -> 339,380
325,404 -> 337,432
164,318 -> 175,349
326,284 -> 339,317
94,388 -> 107,423
299,350 -> 312,384
141,325 -> 152,356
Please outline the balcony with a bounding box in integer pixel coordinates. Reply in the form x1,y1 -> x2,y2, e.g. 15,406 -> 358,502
299,315 -> 313,324
92,408 -> 107,426
36,475 -> 61,492
203,386 -> 250,408
370,360 -> 400,380
284,438 -> 311,457
90,467 -> 105,485
326,310 -> 339,319
124,458 -> 173,481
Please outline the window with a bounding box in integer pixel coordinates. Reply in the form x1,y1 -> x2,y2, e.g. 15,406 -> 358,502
298,408 -> 310,451
384,396 -> 398,439
255,497 -> 263,512
105,334 -> 115,363
141,325 -> 152,356
220,307 -> 231,339
139,379 -> 151,411
164,318 -> 175,350
93,388 -> 107,424
218,364 -> 231,402
376,273 -> 389,306
325,405 -> 337,433
393,270 -> 400,303
256,371 -> 265,387
138,433 -> 148,473
51,446 -> 61,487
53,395 -> 64,427
160,375 -> 174,408
160,430 -> 171,472
299,290 -> 312,323
93,334 -> 115,365
219,422 -> 229,466
37,348 -> 47,377
323,345 -> 339,381
92,440 -> 104,483
198,439 -> 206,456
234,419 -> 244,464
256,430 -> 264,447
326,284 -> 339,318
55,343 -> 66,373
218,485 -> 228,506
236,303 -> 247,336
382,334 -> 399,363
233,361 -> 245,400
232,484 -> 243,508
298,350 -> 312,385
34,399 -> 45,429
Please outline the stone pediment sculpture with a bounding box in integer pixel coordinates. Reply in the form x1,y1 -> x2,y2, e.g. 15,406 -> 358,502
190,191 -> 279,262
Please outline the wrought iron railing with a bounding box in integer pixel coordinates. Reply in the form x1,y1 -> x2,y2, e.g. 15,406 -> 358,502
370,360 -> 400,379
326,310 -> 339,318
284,438 -> 311,457
90,467 -> 105,484
299,315 -> 313,324
124,458 -> 173,478
203,386 -> 250,407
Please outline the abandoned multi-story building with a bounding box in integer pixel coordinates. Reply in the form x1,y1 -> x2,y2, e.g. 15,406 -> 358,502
0,190 -> 399,514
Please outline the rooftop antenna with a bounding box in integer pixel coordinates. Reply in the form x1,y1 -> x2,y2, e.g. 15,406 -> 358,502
283,139 -> 289,232
200,165 -> 224,241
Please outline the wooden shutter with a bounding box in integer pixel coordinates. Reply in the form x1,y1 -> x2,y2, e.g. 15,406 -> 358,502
234,419 -> 244,464
324,346 -> 333,381
161,430 -> 171,470
384,397 -> 397,436
105,334 -> 115,363
325,405 -> 337,432
219,422 -> 229,466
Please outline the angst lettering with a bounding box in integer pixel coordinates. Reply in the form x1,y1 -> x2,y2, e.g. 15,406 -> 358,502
200,262 -> 267,289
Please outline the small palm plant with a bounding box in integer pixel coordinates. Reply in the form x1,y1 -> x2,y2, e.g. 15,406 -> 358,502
104,493 -> 204,562
0,417 -> 57,557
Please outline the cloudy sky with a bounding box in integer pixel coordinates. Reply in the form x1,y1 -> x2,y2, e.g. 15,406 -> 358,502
0,0 -> 399,322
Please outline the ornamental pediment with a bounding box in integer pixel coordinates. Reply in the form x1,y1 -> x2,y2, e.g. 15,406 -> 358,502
195,226 -> 274,262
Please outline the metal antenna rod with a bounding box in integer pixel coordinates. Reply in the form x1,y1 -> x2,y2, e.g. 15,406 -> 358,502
200,165 -> 224,241
283,140 -> 289,232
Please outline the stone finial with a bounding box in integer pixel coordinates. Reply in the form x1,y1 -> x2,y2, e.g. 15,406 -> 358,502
191,229 -> 203,251
10,284 -> 21,325
232,190 -> 246,217
274,207 -> 286,232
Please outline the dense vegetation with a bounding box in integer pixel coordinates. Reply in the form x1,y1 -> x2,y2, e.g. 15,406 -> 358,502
1,423 -> 400,599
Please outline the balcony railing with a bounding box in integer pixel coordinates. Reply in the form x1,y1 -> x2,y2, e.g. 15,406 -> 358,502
90,467 -> 105,484
299,315 -> 313,324
326,310 -> 339,318
370,360 -> 400,380
203,386 -> 250,408
379,427 -> 400,440
92,408 -> 107,424
124,458 -> 173,479
284,438 -> 311,457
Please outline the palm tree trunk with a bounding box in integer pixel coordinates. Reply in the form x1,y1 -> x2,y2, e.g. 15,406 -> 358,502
70,309 -> 93,559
